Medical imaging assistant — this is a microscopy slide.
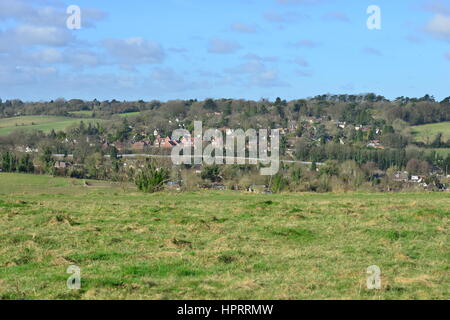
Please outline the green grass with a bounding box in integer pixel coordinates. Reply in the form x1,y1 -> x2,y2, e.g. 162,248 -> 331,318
411,122 -> 450,143
68,111 -> 94,117
116,112 -> 142,117
0,116 -> 104,135
69,111 -> 141,118
0,173 -> 448,300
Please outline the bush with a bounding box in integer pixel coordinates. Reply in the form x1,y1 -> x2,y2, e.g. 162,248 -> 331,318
271,174 -> 288,193
201,165 -> 222,182
135,162 -> 169,193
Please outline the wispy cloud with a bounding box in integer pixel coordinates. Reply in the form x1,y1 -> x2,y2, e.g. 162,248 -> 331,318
322,11 -> 350,23
276,0 -> 326,5
103,37 -> 165,65
292,57 -> 309,67
243,53 -> 278,62
425,14 -> 450,41
423,0 -> 450,15
296,69 -> 313,77
208,38 -> 241,54
264,11 -> 309,23
362,47 -> 383,56
289,40 -> 320,48
230,22 -> 258,33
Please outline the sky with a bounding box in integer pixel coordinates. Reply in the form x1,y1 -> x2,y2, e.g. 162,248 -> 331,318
0,0 -> 449,102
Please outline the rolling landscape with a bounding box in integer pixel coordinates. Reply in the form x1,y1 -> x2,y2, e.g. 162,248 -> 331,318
0,0 -> 449,304
0,116 -> 104,136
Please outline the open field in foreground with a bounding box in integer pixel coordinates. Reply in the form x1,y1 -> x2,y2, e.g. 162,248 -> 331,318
0,116 -> 103,135
0,173 -> 448,300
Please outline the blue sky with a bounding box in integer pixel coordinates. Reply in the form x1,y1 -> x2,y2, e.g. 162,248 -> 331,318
0,0 -> 449,101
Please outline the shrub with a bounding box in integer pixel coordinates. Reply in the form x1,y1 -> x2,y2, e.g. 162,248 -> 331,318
271,174 -> 288,193
135,162 -> 169,193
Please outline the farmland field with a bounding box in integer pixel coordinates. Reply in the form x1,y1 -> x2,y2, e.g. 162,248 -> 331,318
411,122 -> 450,143
0,173 -> 448,300
116,112 -> 142,117
0,116 -> 104,135
68,111 -> 94,117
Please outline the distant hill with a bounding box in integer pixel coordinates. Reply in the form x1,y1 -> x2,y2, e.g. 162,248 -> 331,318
0,116 -> 104,136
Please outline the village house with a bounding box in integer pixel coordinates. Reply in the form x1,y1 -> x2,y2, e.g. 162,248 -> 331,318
54,161 -> 72,169
154,136 -> 179,149
288,120 -> 298,133
131,141 -> 148,152
113,141 -> 126,151
367,140 -> 384,149
101,142 -> 112,150
15,146 -> 39,153
394,171 -> 409,182
181,136 -> 194,147
154,136 -> 164,148
337,121 -> 347,129
26,146 -> 39,153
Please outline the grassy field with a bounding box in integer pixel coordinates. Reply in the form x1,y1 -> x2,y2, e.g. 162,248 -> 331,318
411,122 -> 450,143
425,148 -> 450,157
0,116 -> 103,135
116,112 -> 142,117
68,111 -> 94,117
0,173 -> 448,300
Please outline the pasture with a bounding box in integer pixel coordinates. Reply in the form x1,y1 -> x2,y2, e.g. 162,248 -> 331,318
0,173 -> 448,300
0,116 -> 103,135
411,122 -> 450,143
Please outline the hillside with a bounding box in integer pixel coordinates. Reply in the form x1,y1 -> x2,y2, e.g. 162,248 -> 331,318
411,122 -> 450,143
0,116 -> 104,136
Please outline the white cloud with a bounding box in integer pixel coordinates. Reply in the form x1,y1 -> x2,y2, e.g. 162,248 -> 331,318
242,53 -> 278,62
425,14 -> 450,40
103,37 -> 165,64
64,49 -> 102,68
263,11 -> 308,23
292,57 -> 309,67
0,0 -> 106,27
296,70 -> 313,77
249,69 -> 289,87
13,25 -> 73,46
29,48 -> 63,64
225,60 -> 266,74
362,47 -> 383,56
151,67 -> 212,93
276,0 -> 325,4
322,11 -> 350,23
423,1 -> 450,15
208,38 -> 241,54
230,22 -> 258,33
290,40 -> 320,48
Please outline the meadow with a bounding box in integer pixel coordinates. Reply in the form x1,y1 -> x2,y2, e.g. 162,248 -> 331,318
0,173 -> 448,300
0,116 -> 103,135
411,122 -> 450,143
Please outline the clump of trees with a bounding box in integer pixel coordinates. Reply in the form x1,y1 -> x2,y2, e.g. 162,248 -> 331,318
135,161 -> 169,193
0,152 -> 34,173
